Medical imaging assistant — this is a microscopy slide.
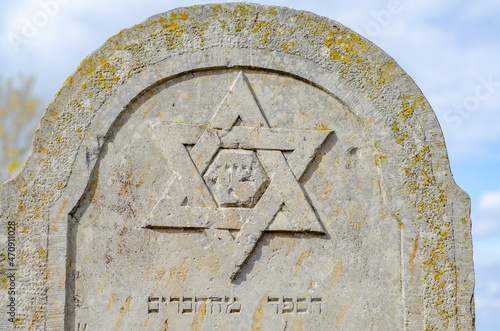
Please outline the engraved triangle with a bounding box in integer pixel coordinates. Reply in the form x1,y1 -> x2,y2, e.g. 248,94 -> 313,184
268,203 -> 324,233
209,71 -> 269,130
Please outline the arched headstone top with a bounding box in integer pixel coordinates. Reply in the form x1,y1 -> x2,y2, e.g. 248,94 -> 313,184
1,3 -> 473,330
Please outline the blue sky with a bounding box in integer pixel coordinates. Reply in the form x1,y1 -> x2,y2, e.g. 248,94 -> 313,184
1,0 -> 499,329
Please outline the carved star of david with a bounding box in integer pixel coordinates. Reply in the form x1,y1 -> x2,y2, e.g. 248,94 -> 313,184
142,71 -> 333,280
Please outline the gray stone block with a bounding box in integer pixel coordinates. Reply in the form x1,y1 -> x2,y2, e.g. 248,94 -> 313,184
0,3 -> 474,330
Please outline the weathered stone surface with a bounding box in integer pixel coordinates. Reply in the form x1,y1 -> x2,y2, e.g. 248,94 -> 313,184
0,3 -> 474,330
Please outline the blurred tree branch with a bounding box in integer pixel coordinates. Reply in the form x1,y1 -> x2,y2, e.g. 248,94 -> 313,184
0,75 -> 42,187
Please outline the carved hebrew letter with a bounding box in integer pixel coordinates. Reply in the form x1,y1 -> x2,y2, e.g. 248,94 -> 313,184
309,298 -> 322,314
296,297 -> 308,313
180,297 -> 193,314
209,297 -> 223,314
267,297 -> 281,314
282,297 -> 294,314
147,297 -> 160,314
227,297 -> 241,314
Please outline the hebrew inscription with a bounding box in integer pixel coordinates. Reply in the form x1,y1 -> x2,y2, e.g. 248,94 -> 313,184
147,296 -> 241,315
266,296 -> 322,314
147,295 -> 322,316
142,71 -> 332,280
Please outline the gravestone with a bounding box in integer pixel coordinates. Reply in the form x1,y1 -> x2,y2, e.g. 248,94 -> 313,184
0,3 -> 474,330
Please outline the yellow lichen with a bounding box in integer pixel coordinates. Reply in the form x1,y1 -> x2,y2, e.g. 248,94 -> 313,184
315,124 -> 331,131
398,94 -> 426,121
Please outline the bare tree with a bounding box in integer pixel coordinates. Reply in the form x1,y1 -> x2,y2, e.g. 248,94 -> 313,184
0,75 -> 42,187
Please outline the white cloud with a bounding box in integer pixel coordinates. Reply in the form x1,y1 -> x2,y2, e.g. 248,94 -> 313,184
0,0 -> 37,32
473,189 -> 500,238
480,190 -> 500,215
